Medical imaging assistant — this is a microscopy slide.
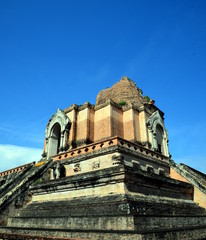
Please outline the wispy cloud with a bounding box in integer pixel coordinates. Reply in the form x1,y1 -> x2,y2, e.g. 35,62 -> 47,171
0,144 -> 42,172
0,126 -> 13,133
0,113 -> 52,147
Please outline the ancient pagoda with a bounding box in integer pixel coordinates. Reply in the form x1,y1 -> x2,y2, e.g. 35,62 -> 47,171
0,77 -> 206,240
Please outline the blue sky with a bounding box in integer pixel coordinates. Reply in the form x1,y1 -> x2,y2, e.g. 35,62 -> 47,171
0,0 -> 206,173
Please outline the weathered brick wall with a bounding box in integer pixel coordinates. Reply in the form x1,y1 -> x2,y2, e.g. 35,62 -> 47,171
123,109 -> 136,141
64,101 -> 148,146
170,168 -> 189,183
170,167 -> 206,208
76,108 -> 91,142
194,186 -> 206,209
111,106 -> 123,138
94,105 -> 112,141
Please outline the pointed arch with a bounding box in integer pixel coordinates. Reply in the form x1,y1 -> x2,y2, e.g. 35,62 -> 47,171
146,111 -> 169,157
45,109 -> 71,158
48,122 -> 61,156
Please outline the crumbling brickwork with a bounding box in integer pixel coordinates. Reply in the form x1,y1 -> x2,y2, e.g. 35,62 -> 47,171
96,76 -> 146,107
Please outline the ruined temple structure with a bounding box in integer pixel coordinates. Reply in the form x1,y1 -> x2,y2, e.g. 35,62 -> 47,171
0,77 -> 206,240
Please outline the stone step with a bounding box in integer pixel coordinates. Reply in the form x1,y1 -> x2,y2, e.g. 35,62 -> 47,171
1,225 -> 206,240
0,232 -> 81,240
6,215 -> 206,233
7,216 -> 134,231
12,195 -> 206,219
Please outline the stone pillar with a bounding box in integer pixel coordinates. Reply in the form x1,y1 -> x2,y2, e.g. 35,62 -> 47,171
149,129 -> 157,151
139,109 -> 148,143
163,136 -> 169,157
50,168 -> 55,180
54,162 -> 61,179
59,132 -> 64,152
63,130 -> 68,150
45,137 -> 49,158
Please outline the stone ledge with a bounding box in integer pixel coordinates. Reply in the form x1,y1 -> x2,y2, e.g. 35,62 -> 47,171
64,102 -> 95,114
6,216 -> 206,232
0,232 -> 80,240
30,165 -> 194,201
12,193 -> 205,218
1,223 -> 206,240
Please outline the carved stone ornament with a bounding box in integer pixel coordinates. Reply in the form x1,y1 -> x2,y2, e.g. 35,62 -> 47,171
73,163 -> 81,173
51,161 -> 66,180
92,161 -> 100,170
146,164 -> 154,174
112,153 -> 124,166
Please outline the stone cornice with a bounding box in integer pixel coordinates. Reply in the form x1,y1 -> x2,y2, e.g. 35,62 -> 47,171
78,102 -> 95,111
64,102 -> 95,114
64,100 -> 142,114
94,99 -> 122,111
51,136 -> 169,165
63,104 -> 79,113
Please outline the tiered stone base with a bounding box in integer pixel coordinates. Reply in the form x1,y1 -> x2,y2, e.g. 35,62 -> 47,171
1,166 -> 206,240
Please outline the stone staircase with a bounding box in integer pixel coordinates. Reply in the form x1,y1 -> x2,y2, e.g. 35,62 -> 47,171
0,160 -> 53,223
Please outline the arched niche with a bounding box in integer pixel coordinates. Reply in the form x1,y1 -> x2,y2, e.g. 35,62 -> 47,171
146,111 -> 169,157
44,108 -> 71,158
156,124 -> 164,154
49,122 -> 61,156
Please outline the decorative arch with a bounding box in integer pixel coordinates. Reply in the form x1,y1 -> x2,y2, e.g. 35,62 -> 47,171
45,108 -> 71,158
146,111 -> 169,157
